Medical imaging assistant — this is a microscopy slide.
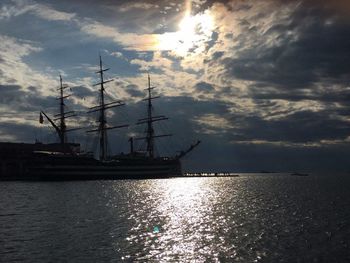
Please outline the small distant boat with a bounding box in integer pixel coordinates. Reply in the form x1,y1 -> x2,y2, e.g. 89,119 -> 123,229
260,170 -> 276,174
291,172 -> 309,176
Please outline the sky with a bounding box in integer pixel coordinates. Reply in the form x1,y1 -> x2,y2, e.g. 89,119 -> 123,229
0,0 -> 350,172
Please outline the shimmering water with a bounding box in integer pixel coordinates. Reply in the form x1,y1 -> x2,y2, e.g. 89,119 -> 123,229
1,174 -> 350,262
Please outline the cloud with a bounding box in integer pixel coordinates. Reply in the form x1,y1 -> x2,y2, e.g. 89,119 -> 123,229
118,2 -> 159,12
0,84 -> 56,127
124,84 -> 144,98
0,0 -> 34,19
0,0 -> 75,21
79,20 -> 159,51
110,51 -> 124,58
194,81 -> 215,93
0,33 -> 92,135
206,1 -> 350,89
195,113 -> 234,134
31,2 -> 75,21
228,109 -> 350,144
0,34 -> 57,92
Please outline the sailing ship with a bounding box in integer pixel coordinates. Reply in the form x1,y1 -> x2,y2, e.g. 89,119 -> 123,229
0,56 -> 200,180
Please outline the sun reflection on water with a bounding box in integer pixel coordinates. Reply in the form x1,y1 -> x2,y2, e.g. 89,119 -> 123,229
104,175 -> 349,262
156,178 -> 213,259
113,178 -> 237,262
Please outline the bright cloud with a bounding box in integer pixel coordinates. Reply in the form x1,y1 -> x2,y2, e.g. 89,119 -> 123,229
0,35 -> 55,90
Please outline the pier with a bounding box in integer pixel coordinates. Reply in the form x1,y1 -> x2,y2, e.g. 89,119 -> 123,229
184,172 -> 239,177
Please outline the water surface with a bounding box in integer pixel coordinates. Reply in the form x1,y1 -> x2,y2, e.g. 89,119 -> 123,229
1,174 -> 349,262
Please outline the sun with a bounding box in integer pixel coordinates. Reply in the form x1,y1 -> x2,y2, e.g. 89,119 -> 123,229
157,11 -> 214,56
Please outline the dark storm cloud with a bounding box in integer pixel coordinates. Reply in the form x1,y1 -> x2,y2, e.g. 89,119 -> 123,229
222,1 -> 350,96
194,81 -> 215,93
124,84 -> 144,98
72,85 -> 94,99
204,31 -> 218,52
0,85 -> 22,103
201,0 -> 350,158
124,95 -> 342,153
0,84 -> 89,114
228,109 -> 350,143
0,121 -> 42,142
0,84 -> 56,111
249,86 -> 350,105
210,51 -> 224,60
220,9 -> 350,89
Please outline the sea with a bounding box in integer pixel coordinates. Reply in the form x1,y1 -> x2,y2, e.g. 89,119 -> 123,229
1,173 -> 349,262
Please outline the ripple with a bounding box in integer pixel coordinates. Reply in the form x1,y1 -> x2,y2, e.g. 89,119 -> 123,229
1,175 -> 350,262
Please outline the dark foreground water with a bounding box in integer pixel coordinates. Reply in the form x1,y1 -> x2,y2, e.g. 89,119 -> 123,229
1,174 -> 350,262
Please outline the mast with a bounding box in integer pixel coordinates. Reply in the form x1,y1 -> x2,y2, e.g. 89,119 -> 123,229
41,75 -> 77,148
136,74 -> 171,158
87,55 -> 128,161
146,74 -> 154,158
59,75 -> 67,145
129,137 -> 134,154
98,55 -> 107,160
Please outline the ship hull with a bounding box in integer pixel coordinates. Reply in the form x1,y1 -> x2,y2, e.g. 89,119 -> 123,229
27,161 -> 182,181
0,154 -> 182,181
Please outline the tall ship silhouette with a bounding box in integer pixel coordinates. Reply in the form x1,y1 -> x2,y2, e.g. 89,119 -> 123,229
0,56 -> 200,180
